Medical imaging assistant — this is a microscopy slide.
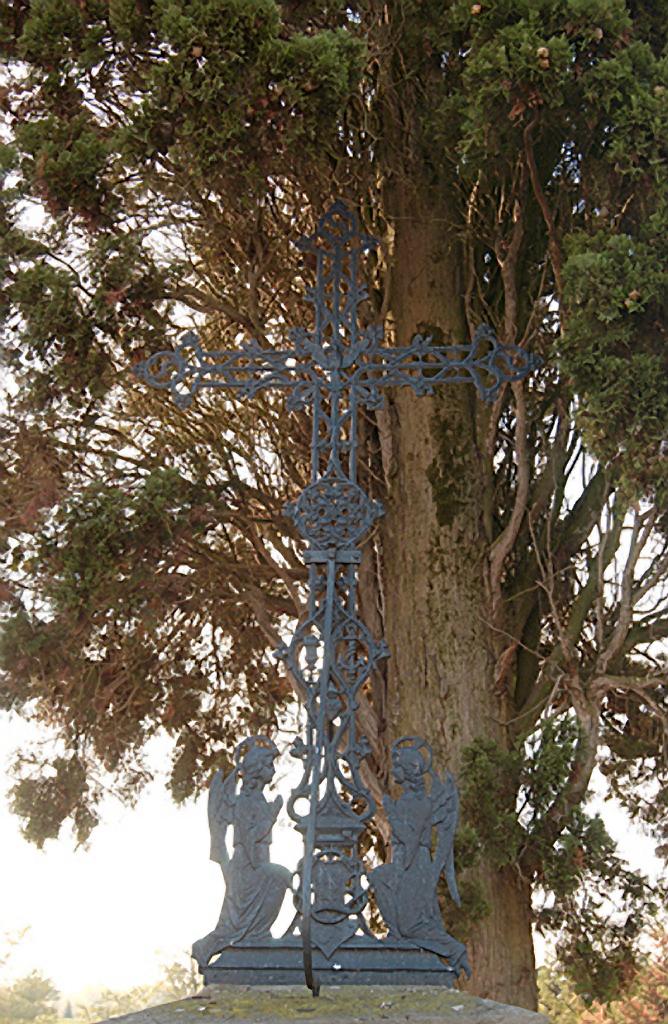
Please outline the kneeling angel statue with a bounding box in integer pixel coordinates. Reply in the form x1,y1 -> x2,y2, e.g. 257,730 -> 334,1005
192,736 -> 292,968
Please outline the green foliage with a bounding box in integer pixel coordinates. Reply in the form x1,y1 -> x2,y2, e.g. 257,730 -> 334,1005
458,718 -> 665,1001
116,1 -> 364,182
460,738 -> 524,868
0,455 -> 288,843
526,719 -> 664,1003
14,113 -> 111,219
8,754 -> 98,848
436,0 -> 634,166
7,264 -> 108,404
538,963 -> 588,1024
37,471 -> 189,611
539,813 -> 660,1002
522,716 -> 582,818
561,222 -> 668,500
600,692 -> 668,862
538,928 -> 668,1021
17,0 -> 89,68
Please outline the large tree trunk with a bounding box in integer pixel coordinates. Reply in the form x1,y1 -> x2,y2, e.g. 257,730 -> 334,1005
370,187 -> 538,1009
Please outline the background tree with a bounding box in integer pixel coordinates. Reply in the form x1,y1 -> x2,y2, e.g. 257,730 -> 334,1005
0,0 -> 667,1010
580,928 -> 668,1024
0,972 -> 59,1024
538,964 -> 588,1024
78,958 -> 200,1022
538,929 -> 668,1023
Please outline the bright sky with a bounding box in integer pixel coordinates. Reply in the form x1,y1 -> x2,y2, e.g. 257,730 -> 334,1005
0,713 -> 301,1002
0,711 -> 662,1005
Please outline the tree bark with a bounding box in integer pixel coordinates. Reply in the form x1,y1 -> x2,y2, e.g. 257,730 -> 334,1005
370,186 -> 538,1009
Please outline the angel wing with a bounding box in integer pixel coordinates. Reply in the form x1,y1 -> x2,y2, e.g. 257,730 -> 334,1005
430,770 -> 461,907
207,767 -> 237,882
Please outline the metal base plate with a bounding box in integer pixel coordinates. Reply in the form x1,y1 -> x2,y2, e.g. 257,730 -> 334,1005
202,936 -> 457,987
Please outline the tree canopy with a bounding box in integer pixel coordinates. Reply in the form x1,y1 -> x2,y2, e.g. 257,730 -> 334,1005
0,0 -> 667,1008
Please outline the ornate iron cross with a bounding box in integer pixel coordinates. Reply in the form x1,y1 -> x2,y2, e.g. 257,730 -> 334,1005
134,201 -> 539,994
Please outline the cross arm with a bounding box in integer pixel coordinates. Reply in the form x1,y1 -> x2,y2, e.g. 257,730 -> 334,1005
133,331 -> 310,410
351,325 -> 541,406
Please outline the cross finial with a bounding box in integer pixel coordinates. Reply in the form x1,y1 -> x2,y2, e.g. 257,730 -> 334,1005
295,199 -> 377,258
289,201 -> 382,370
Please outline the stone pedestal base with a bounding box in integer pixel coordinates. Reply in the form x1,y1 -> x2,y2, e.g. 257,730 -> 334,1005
99,985 -> 551,1024
203,936 -> 457,986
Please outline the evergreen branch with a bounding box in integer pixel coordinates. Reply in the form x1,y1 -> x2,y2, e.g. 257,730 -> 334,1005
497,155 -> 527,346
553,466 -> 610,566
563,502 -> 626,651
630,549 -> 668,606
526,411 -> 570,526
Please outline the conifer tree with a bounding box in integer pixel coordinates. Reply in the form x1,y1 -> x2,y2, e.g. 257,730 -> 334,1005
1,1 -> 667,1008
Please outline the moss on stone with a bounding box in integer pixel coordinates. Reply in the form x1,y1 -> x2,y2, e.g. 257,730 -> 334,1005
102,985 -> 550,1024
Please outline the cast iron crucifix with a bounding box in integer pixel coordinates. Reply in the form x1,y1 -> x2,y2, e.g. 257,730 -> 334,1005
133,201 -> 539,994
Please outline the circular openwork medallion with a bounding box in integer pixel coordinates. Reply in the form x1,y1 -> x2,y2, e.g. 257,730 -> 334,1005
285,474 -> 381,548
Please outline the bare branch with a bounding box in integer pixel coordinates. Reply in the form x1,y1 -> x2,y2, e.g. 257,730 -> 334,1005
597,507 -> 657,673
511,496 -> 624,738
625,616 -> 668,651
591,672 -> 668,701
166,284 -> 257,331
523,117 -> 563,296
521,694 -> 600,871
490,383 -> 531,622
